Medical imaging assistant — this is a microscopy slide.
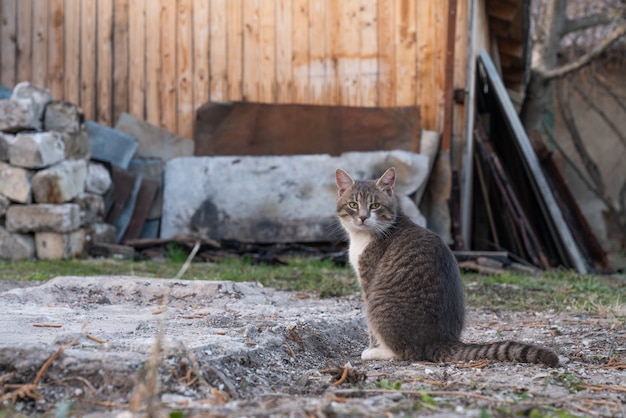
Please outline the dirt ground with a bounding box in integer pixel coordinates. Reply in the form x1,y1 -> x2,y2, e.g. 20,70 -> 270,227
0,276 -> 624,417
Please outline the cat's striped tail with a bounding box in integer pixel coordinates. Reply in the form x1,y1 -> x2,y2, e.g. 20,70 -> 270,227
439,341 -> 559,367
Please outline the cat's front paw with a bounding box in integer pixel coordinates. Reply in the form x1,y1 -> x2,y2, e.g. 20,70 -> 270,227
361,346 -> 396,361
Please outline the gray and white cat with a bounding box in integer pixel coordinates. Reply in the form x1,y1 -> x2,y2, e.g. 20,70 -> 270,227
335,167 -> 559,367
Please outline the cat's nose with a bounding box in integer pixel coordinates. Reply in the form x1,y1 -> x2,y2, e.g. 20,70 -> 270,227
359,216 -> 367,223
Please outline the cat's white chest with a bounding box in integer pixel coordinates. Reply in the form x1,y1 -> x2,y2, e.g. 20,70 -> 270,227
348,232 -> 371,277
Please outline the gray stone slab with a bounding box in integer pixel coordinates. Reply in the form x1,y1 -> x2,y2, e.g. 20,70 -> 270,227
0,161 -> 32,203
161,151 -> 429,242
0,85 -> 11,99
115,112 -> 194,161
0,132 -> 14,161
9,131 -> 65,169
6,203 -> 81,233
86,120 -> 138,169
139,218 -> 160,239
0,226 -> 35,260
31,159 -> 87,203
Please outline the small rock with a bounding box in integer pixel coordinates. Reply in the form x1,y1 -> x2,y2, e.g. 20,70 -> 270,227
9,82 -> 53,131
9,131 -> 65,169
85,162 -> 112,194
43,100 -> 84,133
0,226 -> 35,260
32,159 -> 87,203
0,161 -> 32,203
6,203 -> 81,233
35,229 -> 86,260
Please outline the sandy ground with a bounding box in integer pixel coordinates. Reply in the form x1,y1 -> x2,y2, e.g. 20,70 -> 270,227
0,276 -> 624,417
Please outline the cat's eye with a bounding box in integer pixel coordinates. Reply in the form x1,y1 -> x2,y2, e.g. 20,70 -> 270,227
370,203 -> 381,209
348,202 -> 358,209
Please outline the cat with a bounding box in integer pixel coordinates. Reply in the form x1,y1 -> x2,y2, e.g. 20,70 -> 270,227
335,167 -> 559,367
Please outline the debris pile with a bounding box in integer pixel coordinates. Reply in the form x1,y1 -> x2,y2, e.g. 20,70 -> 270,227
0,82 -> 114,260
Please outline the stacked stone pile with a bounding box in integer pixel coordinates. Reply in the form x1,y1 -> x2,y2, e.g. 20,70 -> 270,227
0,82 -> 115,260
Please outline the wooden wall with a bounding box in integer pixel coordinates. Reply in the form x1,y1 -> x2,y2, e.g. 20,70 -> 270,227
0,0 -> 468,140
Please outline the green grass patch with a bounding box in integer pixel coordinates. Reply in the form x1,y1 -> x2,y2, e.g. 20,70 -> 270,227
1,256 -> 624,312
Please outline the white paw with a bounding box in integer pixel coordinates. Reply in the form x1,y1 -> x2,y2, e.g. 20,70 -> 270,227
361,346 -> 396,361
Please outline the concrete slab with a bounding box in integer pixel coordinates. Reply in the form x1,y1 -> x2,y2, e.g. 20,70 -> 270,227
161,151 -> 429,242
86,121 -> 138,170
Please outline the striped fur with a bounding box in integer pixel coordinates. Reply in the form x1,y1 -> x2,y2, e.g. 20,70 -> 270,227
336,168 -> 559,368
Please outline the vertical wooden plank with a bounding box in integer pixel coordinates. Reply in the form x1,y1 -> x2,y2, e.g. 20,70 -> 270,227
433,0 -> 447,131
15,0 -> 33,83
308,0 -> 326,104
80,0 -> 96,120
193,0 -> 210,112
326,0 -> 340,105
377,0 -> 395,107
275,0 -> 292,103
337,0 -> 360,106
0,0 -> 17,87
394,0 -> 416,107
359,0 -> 378,107
242,0 -> 259,101
258,0 -> 275,102
177,0 -> 193,138
291,0 -> 309,103
226,0 -> 243,101
128,0 -> 146,119
31,0 -> 48,89
145,1 -> 161,125
16,0 -> 33,83
113,0 -> 129,124
416,0 -> 435,129
97,0 -> 113,125
47,0 -> 64,99
160,0 -> 177,132
209,0 -> 227,102
64,0 -> 81,104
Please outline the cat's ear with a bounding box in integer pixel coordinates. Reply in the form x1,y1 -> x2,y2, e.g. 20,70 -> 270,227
335,169 -> 354,196
376,167 -> 396,196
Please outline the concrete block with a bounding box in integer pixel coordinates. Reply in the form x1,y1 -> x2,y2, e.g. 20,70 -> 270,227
60,129 -> 91,160
85,162 -> 112,195
115,112 -> 193,162
0,195 -> 9,217
86,120 -> 138,169
6,203 -> 81,233
10,82 -> 52,131
0,99 -> 34,132
43,100 -> 84,133
73,192 -> 105,225
31,159 -> 87,203
88,222 -> 117,245
0,226 -> 35,261
0,161 -> 31,203
35,229 -> 86,260
9,131 -> 65,169
161,151 -> 429,242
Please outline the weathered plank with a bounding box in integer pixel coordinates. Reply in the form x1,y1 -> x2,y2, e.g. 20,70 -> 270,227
128,0 -> 146,119
47,0 -> 64,99
291,0 -> 308,103
145,0 -> 161,126
63,0 -> 81,104
0,0 -> 17,87
97,0 -> 113,125
226,0 -> 243,100
209,0 -> 227,102
113,0 -> 129,124
80,0 -> 96,120
160,0 -> 177,132
326,0 -> 340,105
192,0 -> 210,110
377,0 -> 395,107
16,0 -> 33,83
359,0 -> 378,107
395,0 -> 416,106
308,0 -> 326,104
258,0 -> 276,102
177,0 -> 193,138
242,0 -> 259,101
32,1 -> 49,89
337,0 -> 360,106
275,0 -> 292,103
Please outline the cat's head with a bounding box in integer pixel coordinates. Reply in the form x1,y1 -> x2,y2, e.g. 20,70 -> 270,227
335,167 -> 397,235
